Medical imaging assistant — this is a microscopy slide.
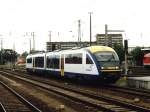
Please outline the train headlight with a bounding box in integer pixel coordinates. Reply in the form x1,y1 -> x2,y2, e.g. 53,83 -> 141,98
115,66 -> 119,69
101,67 -> 104,69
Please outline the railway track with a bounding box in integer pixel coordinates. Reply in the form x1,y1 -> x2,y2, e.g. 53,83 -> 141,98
1,70 -> 150,112
0,80 -> 41,112
0,103 -> 6,112
4,69 -> 150,101
104,84 -> 150,99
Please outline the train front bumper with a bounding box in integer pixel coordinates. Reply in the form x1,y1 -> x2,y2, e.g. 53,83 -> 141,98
100,67 -> 122,78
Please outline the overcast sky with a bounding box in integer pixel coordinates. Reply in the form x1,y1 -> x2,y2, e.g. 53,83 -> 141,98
0,0 -> 150,54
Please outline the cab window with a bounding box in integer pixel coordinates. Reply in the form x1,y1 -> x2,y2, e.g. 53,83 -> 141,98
86,54 -> 93,64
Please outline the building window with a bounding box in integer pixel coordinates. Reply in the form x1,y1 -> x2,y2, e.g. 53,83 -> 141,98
65,53 -> 82,64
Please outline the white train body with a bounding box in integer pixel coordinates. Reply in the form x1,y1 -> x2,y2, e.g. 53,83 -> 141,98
26,46 -> 121,82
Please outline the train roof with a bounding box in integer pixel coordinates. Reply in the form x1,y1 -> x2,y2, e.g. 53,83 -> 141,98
85,46 -> 115,53
144,53 -> 150,57
26,52 -> 45,58
59,46 -> 115,53
26,46 -> 115,58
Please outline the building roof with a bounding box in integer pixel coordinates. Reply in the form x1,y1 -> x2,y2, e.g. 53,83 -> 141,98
96,34 -> 122,37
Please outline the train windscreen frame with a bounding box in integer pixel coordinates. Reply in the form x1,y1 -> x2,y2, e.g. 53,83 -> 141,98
94,51 -> 120,67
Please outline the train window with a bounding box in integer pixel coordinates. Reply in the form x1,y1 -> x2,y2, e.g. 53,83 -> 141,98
94,52 -> 119,62
47,55 -> 54,68
72,53 -> 82,64
65,53 -> 82,64
86,54 -> 93,64
46,56 -> 52,68
53,55 -> 60,69
35,57 -> 44,68
46,55 -> 60,69
27,58 -> 32,63
65,54 -> 72,64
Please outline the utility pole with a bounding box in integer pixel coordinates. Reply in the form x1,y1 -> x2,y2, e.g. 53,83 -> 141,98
0,38 -> 3,51
29,38 -> 31,53
49,31 -> 52,42
32,32 -> 35,51
105,24 -> 108,46
12,42 -> 16,69
140,33 -> 144,48
13,42 -> 15,51
58,32 -> 59,38
124,39 -> 128,75
24,32 -> 32,53
78,20 -> 81,46
89,12 -> 93,46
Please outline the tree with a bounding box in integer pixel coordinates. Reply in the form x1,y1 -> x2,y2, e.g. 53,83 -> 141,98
130,47 -> 143,66
0,49 -> 18,64
113,43 -> 124,64
21,51 -> 28,58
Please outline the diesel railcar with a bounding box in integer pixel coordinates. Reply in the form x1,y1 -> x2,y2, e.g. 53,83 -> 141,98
143,53 -> 150,68
26,46 -> 121,83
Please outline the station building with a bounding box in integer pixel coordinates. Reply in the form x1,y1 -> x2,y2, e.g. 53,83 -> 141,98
46,41 -> 96,52
96,34 -> 123,47
46,34 -> 123,52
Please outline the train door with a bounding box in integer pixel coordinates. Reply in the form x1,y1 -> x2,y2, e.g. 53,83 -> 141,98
85,53 -> 94,74
61,54 -> 64,77
32,57 -> 35,72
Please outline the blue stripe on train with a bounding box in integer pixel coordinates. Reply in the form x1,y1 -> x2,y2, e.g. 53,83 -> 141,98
27,68 -> 101,80
64,72 -> 100,80
46,70 -> 61,77
46,69 -> 100,80
85,49 -> 102,76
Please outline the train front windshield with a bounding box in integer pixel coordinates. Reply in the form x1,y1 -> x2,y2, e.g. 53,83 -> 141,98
94,51 -> 120,67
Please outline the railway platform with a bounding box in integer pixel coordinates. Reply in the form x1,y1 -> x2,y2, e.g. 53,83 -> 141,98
127,76 -> 150,89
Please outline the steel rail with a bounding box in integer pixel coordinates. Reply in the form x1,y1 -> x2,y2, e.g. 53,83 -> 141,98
105,84 -> 150,98
0,103 -> 6,112
1,71 -> 150,111
0,80 -> 42,112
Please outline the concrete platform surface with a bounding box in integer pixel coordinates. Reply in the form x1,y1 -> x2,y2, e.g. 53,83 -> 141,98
127,76 -> 150,89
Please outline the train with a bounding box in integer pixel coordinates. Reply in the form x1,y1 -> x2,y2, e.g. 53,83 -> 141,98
143,53 -> 150,68
26,46 -> 121,83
